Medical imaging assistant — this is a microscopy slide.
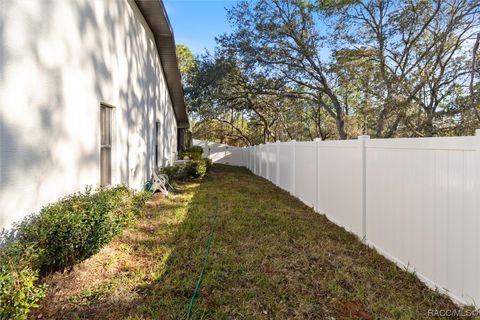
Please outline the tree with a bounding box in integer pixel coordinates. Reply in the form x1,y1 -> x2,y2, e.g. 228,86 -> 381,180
179,1 -> 480,144
218,0 -> 350,139
332,0 -> 480,137
176,44 -> 198,86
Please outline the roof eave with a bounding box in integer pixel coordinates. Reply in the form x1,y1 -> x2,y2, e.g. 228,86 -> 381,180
135,0 -> 189,129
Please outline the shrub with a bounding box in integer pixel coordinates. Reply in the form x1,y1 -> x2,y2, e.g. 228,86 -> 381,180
8,186 -> 148,274
0,242 -> 47,320
13,186 -> 133,273
203,158 -> 213,172
131,191 -> 153,217
179,146 -> 204,160
184,160 -> 207,178
161,158 -> 211,183
0,185 -> 150,319
0,263 -> 47,320
160,164 -> 186,182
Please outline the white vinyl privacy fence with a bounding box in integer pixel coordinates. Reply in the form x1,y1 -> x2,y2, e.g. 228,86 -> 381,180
193,139 -> 246,166
195,133 -> 480,305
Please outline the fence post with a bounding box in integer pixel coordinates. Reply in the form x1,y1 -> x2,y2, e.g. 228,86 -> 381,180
243,147 -> 246,168
253,146 -> 256,174
250,147 -> 253,171
260,144 -> 264,177
266,143 -> 270,180
291,140 -> 296,196
252,146 -> 254,173
257,145 -> 260,174
254,145 -> 256,173
314,137 -> 322,213
476,129 -> 480,210
276,140 -> 280,186
358,135 -> 370,240
251,146 -> 254,171
256,145 -> 259,175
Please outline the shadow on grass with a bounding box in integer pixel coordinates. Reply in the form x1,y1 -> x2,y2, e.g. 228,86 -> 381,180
32,164 -> 467,320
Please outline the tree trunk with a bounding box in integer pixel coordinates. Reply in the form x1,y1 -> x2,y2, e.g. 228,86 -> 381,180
336,114 -> 348,140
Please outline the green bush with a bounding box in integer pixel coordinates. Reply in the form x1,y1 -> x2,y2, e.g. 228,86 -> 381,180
203,158 -> 213,172
0,263 -> 47,320
161,158 -> 212,183
0,185 -> 151,319
179,146 -> 204,160
160,164 -> 186,182
131,191 -> 153,217
0,241 -> 47,320
14,186 -> 135,273
184,160 -> 207,178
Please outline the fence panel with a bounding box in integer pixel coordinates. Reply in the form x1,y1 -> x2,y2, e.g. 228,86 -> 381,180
254,146 -> 260,175
193,140 -> 245,166
278,142 -> 293,193
227,146 -> 245,166
259,145 -> 267,179
365,136 -> 479,304
294,142 -> 316,207
267,143 -> 277,183
317,139 -> 364,237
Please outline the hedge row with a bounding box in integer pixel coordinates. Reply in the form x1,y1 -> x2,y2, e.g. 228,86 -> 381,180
179,145 -> 204,160
0,186 -> 151,320
160,158 -> 212,182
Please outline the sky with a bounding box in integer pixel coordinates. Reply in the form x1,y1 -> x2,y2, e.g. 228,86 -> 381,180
163,0 -> 236,55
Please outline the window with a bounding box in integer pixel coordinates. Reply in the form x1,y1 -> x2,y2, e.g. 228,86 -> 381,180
155,121 -> 160,168
100,104 -> 114,186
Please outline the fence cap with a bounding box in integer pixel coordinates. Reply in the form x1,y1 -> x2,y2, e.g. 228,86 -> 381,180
314,138 -> 322,142
357,135 -> 370,140
476,129 -> 480,136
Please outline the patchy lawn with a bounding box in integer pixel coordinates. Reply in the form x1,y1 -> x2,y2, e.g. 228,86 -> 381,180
32,164 -> 468,319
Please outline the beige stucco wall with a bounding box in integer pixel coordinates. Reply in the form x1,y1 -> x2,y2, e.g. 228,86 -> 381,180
0,0 -> 178,230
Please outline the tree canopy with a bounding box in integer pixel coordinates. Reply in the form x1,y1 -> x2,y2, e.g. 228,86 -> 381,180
177,0 -> 480,146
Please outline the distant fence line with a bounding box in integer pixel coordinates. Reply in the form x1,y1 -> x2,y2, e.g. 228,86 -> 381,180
193,133 -> 480,306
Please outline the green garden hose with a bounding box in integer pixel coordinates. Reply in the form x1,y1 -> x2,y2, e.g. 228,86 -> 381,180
184,202 -> 218,320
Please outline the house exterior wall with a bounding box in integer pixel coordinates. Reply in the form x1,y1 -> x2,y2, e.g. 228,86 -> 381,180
0,0 -> 178,230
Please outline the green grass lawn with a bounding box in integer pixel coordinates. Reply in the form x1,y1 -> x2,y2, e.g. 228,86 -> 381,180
33,164 -> 470,319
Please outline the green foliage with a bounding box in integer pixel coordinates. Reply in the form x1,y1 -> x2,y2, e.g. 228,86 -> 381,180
160,164 -> 185,182
0,186 -> 150,319
179,146 -> 203,160
184,160 -> 206,179
0,263 -> 47,320
176,44 -> 198,85
0,242 -> 47,320
131,191 -> 153,217
315,0 -> 358,12
187,0 -> 480,142
204,158 -> 213,172
160,158 -> 212,183
13,186 -> 135,273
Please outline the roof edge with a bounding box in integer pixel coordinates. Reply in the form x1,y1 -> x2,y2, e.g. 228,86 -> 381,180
135,0 -> 189,128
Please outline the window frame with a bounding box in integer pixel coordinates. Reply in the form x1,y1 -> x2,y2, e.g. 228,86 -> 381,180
155,121 -> 160,168
100,103 -> 115,186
